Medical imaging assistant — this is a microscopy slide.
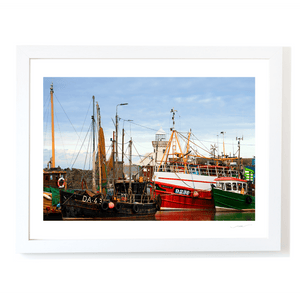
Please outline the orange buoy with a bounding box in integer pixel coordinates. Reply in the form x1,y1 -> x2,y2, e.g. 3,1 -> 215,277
193,191 -> 199,198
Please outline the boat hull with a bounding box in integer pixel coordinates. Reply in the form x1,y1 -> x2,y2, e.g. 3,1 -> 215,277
212,187 -> 255,210
152,171 -> 216,209
60,190 -> 160,219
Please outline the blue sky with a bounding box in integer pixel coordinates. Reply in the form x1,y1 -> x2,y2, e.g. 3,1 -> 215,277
43,77 -> 255,169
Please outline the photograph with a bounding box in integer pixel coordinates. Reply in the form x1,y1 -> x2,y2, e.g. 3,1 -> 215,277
43,76 -> 255,221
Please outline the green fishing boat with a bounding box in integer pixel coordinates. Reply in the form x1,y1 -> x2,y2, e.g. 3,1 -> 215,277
211,177 -> 255,211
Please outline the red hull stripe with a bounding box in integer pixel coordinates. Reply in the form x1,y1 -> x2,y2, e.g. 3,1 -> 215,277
157,177 -> 216,184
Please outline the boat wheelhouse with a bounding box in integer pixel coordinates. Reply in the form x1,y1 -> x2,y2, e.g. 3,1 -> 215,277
212,177 -> 255,211
215,177 -> 248,194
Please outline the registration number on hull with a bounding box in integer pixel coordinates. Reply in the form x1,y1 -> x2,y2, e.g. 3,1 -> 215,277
174,188 -> 191,196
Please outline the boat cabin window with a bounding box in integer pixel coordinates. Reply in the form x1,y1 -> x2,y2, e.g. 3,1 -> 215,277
232,182 -> 237,191
237,183 -> 242,191
50,175 -> 53,180
225,183 -> 231,191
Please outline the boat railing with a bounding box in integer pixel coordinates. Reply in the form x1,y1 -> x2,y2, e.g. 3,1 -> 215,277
158,163 -> 239,178
115,192 -> 152,204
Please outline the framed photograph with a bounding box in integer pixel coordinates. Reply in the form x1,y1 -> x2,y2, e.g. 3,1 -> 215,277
16,46 -> 283,253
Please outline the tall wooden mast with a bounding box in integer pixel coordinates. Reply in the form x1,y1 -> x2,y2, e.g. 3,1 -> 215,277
92,96 -> 96,192
50,83 -> 55,168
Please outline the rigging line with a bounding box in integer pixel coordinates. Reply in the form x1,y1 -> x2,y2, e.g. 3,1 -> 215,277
177,131 -> 211,154
132,141 -> 143,161
123,119 -> 157,132
83,125 -> 92,171
199,138 -> 255,147
54,109 -> 70,167
43,98 -> 51,144
191,133 -> 210,152
54,93 -> 82,140
43,93 -> 50,108
70,96 -> 94,166
176,132 -> 255,147
71,122 -> 92,169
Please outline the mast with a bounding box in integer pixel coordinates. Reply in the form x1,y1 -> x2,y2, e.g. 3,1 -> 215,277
97,102 -> 102,193
129,138 -> 132,201
50,83 -> 55,168
122,128 -> 125,179
220,131 -> 226,158
112,131 -> 116,189
184,129 -> 191,172
236,136 -> 243,178
92,96 -> 96,192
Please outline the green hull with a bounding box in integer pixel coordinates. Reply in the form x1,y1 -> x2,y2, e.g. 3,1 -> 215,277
212,187 -> 255,210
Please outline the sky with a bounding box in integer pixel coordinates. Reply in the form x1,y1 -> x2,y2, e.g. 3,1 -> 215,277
43,77 -> 255,169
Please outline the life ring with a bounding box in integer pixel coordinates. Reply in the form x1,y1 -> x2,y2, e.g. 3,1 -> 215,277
245,196 -> 252,204
57,177 -> 65,188
115,202 -> 122,212
132,204 -> 140,213
101,201 -> 109,211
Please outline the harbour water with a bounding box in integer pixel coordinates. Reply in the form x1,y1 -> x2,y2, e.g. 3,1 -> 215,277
154,210 -> 255,221
61,210 -> 255,221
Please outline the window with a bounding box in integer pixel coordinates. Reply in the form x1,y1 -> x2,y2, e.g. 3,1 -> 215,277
225,183 -> 231,191
232,183 -> 237,191
50,175 -> 53,180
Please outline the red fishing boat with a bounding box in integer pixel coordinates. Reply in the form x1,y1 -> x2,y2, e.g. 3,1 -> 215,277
151,108 -> 239,210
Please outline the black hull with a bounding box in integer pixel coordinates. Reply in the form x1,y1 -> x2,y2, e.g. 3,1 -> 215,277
60,190 -> 160,219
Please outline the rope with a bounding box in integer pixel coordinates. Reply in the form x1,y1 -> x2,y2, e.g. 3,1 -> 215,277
120,118 -> 157,132
71,123 -> 92,169
54,109 -> 69,167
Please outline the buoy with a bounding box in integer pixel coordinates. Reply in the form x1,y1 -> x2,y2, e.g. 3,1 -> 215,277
193,191 -> 199,198
109,202 -> 114,209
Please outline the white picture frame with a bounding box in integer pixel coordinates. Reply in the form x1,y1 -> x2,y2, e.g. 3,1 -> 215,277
16,46 -> 284,253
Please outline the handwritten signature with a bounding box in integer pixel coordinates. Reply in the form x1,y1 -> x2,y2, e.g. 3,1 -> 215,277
230,224 -> 252,229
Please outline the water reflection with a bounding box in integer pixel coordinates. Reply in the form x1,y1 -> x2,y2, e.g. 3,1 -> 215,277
154,210 -> 255,221
61,210 -> 255,221
155,209 -> 215,221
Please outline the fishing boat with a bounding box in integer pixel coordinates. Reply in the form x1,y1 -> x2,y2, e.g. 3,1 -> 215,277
211,177 -> 255,211
58,95 -> 162,219
60,182 -> 161,219
151,109 -> 239,210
